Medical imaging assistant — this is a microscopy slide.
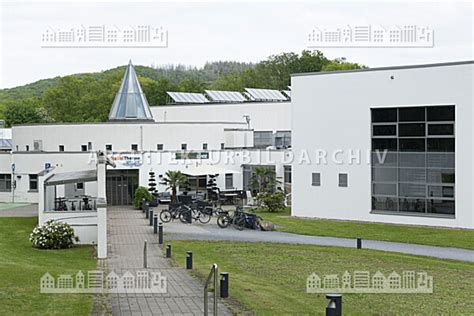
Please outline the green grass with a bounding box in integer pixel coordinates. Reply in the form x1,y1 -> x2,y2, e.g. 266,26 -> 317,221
169,240 -> 474,315
0,203 -> 30,211
0,217 -> 97,315
257,209 -> 474,250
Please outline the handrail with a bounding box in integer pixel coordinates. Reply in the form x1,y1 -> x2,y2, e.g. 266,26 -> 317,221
204,263 -> 218,316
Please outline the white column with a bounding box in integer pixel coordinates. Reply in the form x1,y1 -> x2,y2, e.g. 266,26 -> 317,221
96,153 -> 107,259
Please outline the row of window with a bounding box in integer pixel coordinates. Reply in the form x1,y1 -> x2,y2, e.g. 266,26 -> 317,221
311,173 -> 348,187
59,143 -> 226,152
0,174 -> 37,192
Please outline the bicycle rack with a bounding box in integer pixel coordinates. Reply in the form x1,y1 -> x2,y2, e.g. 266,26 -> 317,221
204,263 -> 218,316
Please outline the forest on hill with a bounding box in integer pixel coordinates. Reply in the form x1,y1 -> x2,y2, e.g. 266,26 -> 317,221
0,50 -> 365,127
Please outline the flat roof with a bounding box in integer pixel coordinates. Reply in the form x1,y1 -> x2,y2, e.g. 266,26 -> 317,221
13,121 -> 248,128
291,60 -> 474,77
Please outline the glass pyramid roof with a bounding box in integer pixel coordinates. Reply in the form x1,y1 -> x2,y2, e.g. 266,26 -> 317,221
108,60 -> 154,121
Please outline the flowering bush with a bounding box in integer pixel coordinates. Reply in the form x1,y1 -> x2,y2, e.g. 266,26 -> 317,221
29,220 -> 79,249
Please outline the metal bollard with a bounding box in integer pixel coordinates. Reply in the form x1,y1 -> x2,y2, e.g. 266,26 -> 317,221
220,272 -> 229,298
143,240 -> 148,268
325,294 -> 342,316
158,223 -> 163,244
141,198 -> 146,212
166,244 -> 171,258
153,215 -> 158,234
357,238 -> 362,249
145,206 -> 149,219
186,251 -> 193,269
149,210 -> 154,226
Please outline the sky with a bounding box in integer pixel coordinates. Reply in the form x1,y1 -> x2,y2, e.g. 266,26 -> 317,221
0,1 -> 473,89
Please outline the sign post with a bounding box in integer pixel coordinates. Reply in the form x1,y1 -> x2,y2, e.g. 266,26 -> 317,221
11,163 -> 15,203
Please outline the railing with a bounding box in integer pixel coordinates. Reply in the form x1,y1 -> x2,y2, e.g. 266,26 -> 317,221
204,264 -> 218,316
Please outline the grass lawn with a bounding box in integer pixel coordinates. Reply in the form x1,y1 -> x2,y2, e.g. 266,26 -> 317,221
257,209 -> 474,250
0,217 -> 97,315
168,240 -> 474,315
0,203 -> 29,211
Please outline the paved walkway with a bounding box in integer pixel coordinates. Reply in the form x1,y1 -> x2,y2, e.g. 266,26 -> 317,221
160,208 -> 474,263
0,203 -> 37,217
106,206 -> 231,316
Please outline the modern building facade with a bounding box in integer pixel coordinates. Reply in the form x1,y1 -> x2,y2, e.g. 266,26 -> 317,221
0,61 -> 292,205
291,61 -> 473,228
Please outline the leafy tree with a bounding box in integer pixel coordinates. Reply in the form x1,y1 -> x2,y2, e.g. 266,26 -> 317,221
3,98 -> 51,127
250,167 -> 278,194
322,57 -> 366,72
160,170 -> 188,203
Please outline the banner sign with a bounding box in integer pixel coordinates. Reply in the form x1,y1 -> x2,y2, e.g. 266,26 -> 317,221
111,154 -> 143,167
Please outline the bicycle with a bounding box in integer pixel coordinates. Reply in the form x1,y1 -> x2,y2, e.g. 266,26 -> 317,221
179,204 -> 212,224
217,207 -> 262,230
160,203 -> 186,223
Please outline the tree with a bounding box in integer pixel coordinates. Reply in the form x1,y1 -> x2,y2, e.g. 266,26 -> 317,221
250,167 -> 278,194
160,171 -> 188,203
3,98 -> 51,127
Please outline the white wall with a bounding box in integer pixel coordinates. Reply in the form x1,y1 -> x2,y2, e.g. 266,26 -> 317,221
151,102 -> 291,132
12,122 -> 248,153
292,62 -> 474,228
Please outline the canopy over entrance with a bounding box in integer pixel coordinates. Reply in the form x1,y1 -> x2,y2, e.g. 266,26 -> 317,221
45,169 -> 97,186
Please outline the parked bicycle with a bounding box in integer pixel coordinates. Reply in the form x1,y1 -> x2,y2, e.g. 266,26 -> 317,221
160,203 -> 185,223
217,206 -> 262,231
179,204 -> 212,224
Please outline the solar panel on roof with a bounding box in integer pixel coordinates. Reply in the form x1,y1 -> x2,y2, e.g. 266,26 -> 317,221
244,88 -> 288,101
205,90 -> 246,103
166,92 -> 208,104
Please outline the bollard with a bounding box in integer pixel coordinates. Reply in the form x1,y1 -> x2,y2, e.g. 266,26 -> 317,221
145,206 -> 149,219
149,210 -> 154,226
166,244 -> 171,258
220,272 -> 229,298
186,251 -> 193,269
357,238 -> 362,249
153,215 -> 158,234
325,294 -> 342,316
143,240 -> 148,268
158,223 -> 164,245
141,198 -> 146,213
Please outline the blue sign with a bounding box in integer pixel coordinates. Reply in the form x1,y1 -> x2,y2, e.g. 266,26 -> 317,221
45,162 -> 52,170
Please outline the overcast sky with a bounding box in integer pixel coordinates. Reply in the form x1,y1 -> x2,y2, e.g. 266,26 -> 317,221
0,1 -> 472,88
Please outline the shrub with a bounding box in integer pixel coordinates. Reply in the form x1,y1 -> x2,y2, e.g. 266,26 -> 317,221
257,191 -> 286,212
134,186 -> 153,209
29,220 -> 79,249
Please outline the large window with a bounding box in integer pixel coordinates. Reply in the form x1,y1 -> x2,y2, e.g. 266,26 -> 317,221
0,174 -> 11,192
371,106 -> 455,216
253,131 -> 274,148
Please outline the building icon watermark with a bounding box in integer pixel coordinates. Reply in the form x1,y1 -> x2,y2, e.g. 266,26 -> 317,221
307,25 -> 434,48
40,270 -> 167,294
307,271 -> 433,293
41,25 -> 168,48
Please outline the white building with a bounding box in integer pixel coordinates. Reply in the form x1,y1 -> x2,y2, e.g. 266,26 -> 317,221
0,61 -> 292,206
291,61 -> 473,229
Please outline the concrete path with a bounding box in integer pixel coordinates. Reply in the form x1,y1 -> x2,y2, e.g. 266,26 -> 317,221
106,206 -> 232,316
0,203 -> 37,217
158,208 -> 474,263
